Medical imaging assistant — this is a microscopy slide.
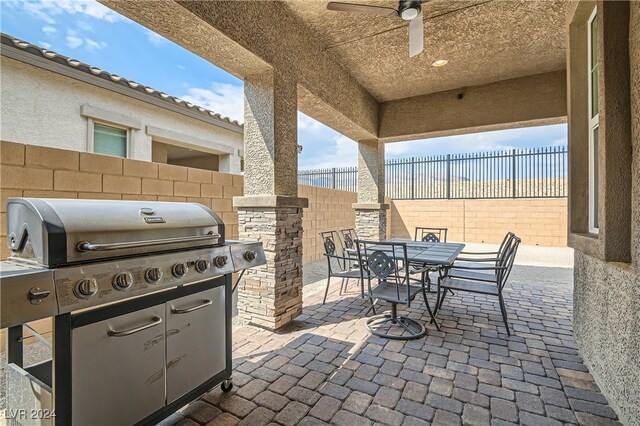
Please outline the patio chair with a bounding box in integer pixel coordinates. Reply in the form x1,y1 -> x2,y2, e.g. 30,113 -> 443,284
338,228 -> 359,269
355,239 -> 440,340
456,232 -> 516,267
413,226 -> 449,293
320,231 -> 367,306
414,227 -> 448,243
436,234 -> 521,335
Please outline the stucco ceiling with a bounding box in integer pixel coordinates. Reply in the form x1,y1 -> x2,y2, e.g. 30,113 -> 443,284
282,0 -> 570,102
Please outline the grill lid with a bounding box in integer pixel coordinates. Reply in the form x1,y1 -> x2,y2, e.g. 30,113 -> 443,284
6,198 -> 224,267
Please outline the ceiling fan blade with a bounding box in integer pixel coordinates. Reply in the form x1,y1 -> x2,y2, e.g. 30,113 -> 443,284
408,12 -> 424,57
327,2 -> 399,17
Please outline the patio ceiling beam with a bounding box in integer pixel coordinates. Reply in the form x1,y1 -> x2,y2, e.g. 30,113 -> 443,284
101,0 -> 379,141
377,70 -> 568,143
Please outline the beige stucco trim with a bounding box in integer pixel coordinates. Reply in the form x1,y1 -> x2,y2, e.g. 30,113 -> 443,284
80,104 -> 142,130
378,71 -> 567,143
145,125 -> 235,155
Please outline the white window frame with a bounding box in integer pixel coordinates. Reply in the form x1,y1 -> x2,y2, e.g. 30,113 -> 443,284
587,7 -> 599,234
87,118 -> 131,159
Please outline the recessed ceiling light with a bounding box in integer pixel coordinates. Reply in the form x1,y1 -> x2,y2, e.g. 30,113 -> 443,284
431,59 -> 448,67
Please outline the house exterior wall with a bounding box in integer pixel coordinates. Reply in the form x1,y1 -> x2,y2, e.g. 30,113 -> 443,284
569,2 -> 640,424
391,198 -> 568,247
0,57 -> 243,173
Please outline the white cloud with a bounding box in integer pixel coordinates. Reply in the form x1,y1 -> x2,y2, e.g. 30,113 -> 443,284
177,64 -> 186,70
16,0 -> 124,25
300,135 -> 358,170
77,21 -> 93,32
38,40 -> 53,49
298,113 -> 323,133
181,83 -> 244,123
84,37 -> 107,51
66,35 -> 83,49
21,1 -> 56,24
145,30 -> 166,46
64,29 -> 106,51
42,26 -> 57,35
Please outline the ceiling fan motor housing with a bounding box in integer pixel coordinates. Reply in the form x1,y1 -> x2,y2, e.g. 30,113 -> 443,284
399,0 -> 425,20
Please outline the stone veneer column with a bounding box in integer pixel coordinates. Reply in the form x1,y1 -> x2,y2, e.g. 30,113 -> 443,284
354,139 -> 388,241
233,69 -> 308,330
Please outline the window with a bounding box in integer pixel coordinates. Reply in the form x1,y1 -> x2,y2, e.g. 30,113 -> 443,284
588,8 -> 599,233
94,122 -> 127,158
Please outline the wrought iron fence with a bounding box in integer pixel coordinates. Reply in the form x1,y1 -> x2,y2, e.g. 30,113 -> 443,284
298,146 -> 568,200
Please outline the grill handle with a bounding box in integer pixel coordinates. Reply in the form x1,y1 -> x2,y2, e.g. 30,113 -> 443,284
107,316 -> 163,337
76,232 -> 219,252
171,299 -> 213,314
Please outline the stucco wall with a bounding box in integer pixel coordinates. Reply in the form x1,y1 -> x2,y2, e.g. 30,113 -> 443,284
570,3 -> 640,425
0,57 -> 243,171
391,198 -> 568,246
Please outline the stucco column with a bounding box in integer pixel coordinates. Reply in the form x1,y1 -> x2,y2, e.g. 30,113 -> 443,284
233,69 -> 308,330
354,139 -> 388,241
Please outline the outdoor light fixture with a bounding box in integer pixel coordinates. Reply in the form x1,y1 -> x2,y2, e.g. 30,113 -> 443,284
398,0 -> 422,20
431,59 -> 448,67
298,144 -> 303,154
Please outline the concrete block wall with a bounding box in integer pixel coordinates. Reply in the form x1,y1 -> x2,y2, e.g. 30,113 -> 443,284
391,198 -> 568,246
299,184 -> 357,264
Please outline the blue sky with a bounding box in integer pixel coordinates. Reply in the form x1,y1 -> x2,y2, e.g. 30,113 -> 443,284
1,0 -> 567,170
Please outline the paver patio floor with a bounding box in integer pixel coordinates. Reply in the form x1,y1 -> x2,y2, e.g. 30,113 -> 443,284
160,256 -> 620,426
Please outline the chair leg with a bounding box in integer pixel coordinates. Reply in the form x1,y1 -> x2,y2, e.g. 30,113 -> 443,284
498,294 -> 511,336
339,278 -> 345,295
323,276 -> 331,305
366,298 -> 377,316
422,288 -> 440,331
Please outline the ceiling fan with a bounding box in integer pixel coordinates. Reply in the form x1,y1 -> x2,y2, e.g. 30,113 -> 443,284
327,0 -> 427,57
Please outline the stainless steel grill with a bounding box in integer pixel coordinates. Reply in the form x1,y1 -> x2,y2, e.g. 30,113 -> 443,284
1,198 -> 266,426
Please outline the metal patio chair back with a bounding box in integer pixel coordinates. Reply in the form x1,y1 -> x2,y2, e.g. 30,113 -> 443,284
496,235 -> 520,291
340,228 -> 357,251
415,227 -> 448,243
320,231 -> 363,304
355,239 -> 439,340
437,234 -> 521,335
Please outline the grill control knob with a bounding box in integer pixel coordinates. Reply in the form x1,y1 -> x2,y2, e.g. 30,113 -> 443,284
113,272 -> 133,291
75,278 -> 98,299
145,267 -> 163,284
213,255 -> 228,268
195,259 -> 210,273
172,263 -> 188,278
243,251 -> 256,262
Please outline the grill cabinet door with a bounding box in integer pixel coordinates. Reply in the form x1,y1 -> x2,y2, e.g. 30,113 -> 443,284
166,286 -> 226,403
71,304 -> 166,426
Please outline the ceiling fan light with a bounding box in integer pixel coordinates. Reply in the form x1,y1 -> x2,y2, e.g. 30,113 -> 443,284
400,7 -> 419,20
431,59 -> 449,67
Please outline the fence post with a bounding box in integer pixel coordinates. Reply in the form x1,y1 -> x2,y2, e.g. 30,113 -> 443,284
332,168 -> 336,189
446,155 -> 451,199
511,149 -> 517,198
411,157 -> 415,200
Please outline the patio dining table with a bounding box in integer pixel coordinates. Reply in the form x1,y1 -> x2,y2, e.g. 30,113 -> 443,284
364,238 -> 465,267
